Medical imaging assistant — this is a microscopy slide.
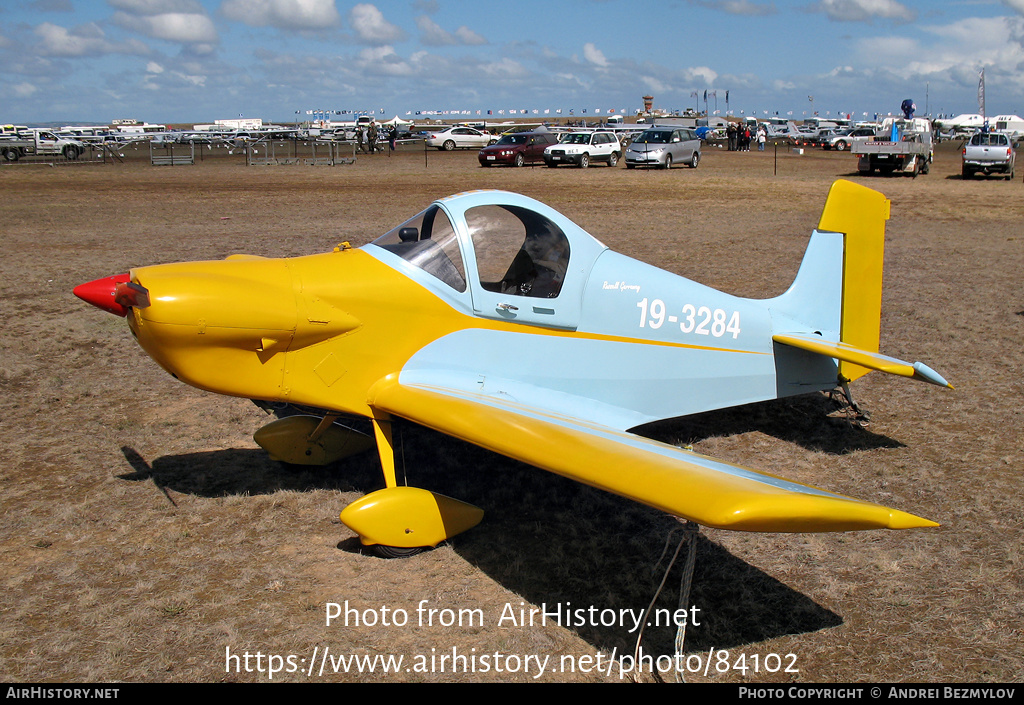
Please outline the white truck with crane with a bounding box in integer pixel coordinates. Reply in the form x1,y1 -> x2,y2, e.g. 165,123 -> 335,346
852,116 -> 933,177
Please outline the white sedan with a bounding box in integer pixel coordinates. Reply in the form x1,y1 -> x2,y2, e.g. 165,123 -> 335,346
424,126 -> 495,151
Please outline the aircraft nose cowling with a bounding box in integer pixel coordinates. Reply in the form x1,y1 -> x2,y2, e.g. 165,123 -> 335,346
125,257 -> 360,400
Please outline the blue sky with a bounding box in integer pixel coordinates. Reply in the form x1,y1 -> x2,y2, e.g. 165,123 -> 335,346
2,0 -> 1023,125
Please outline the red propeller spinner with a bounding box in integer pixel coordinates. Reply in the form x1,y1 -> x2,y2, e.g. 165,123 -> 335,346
74,274 -> 149,317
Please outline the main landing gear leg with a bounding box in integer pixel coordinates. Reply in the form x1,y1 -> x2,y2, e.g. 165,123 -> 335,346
829,381 -> 871,427
339,411 -> 484,558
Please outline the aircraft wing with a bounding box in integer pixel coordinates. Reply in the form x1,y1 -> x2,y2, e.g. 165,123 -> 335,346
368,376 -> 938,532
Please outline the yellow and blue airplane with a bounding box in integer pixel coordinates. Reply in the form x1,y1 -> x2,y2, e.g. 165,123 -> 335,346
75,180 -> 950,556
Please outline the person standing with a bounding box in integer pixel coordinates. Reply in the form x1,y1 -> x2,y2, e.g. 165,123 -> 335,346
367,121 -> 378,154
757,125 -> 766,151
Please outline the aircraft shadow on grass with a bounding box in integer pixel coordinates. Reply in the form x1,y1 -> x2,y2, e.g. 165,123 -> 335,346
115,392 -> 885,657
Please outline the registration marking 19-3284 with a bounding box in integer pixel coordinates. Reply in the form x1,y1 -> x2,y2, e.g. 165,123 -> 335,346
637,297 -> 741,339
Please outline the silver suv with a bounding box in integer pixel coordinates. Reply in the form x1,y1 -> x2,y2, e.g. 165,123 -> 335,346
625,127 -> 701,169
824,127 -> 876,151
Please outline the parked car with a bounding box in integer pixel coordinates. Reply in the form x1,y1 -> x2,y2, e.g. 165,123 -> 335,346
425,126 -> 495,151
543,131 -> 621,167
824,127 -> 876,151
478,131 -> 559,167
961,131 -> 1015,179
625,127 -> 701,169
0,129 -> 87,161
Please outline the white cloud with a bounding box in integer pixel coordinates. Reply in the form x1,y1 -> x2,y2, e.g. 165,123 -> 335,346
114,11 -> 218,43
1003,0 -> 1024,15
857,17 -> 1024,75
415,16 -> 454,45
34,21 -> 148,56
454,26 -> 486,45
146,61 -> 164,73
688,0 -> 776,16
29,0 -> 75,11
108,0 -> 204,13
640,75 -> 670,93
349,4 -> 406,44
687,66 -> 719,85
826,65 -> 855,77
815,0 -> 915,23
355,45 -> 413,76
220,0 -> 341,30
172,70 -> 206,87
478,57 -> 527,79
415,16 -> 486,46
583,42 -> 608,67
14,82 -> 39,98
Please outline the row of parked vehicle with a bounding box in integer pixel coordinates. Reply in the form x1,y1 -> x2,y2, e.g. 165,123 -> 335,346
423,124 -> 703,169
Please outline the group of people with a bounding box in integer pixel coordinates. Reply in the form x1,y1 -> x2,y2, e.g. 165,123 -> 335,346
355,121 -> 398,153
726,122 -> 768,152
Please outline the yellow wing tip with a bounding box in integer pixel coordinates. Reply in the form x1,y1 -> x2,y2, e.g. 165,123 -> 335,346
887,510 -> 940,530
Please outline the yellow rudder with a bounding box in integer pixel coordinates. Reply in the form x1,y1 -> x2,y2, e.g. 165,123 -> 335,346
817,180 -> 890,383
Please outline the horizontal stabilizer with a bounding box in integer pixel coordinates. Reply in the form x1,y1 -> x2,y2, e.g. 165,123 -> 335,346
368,376 -> 938,533
774,333 -> 952,388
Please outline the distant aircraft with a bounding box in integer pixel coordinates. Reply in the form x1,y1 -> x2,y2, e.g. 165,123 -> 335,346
934,114 -> 986,136
757,122 -> 792,139
75,181 -> 949,556
786,121 -> 825,143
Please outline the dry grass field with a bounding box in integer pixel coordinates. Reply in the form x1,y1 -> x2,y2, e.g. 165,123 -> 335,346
1,139 -> 1022,683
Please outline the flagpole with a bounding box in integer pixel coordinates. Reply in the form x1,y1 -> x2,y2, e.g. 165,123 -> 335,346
978,68 -> 986,129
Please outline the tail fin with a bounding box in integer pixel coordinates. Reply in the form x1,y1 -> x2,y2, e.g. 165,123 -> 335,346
817,180 -> 889,382
772,181 -> 951,390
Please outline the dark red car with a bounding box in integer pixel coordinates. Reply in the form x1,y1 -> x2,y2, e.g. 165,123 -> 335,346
478,131 -> 559,167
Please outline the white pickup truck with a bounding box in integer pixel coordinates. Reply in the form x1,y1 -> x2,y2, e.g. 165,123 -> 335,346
0,130 -> 87,162
961,131 -> 1015,180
